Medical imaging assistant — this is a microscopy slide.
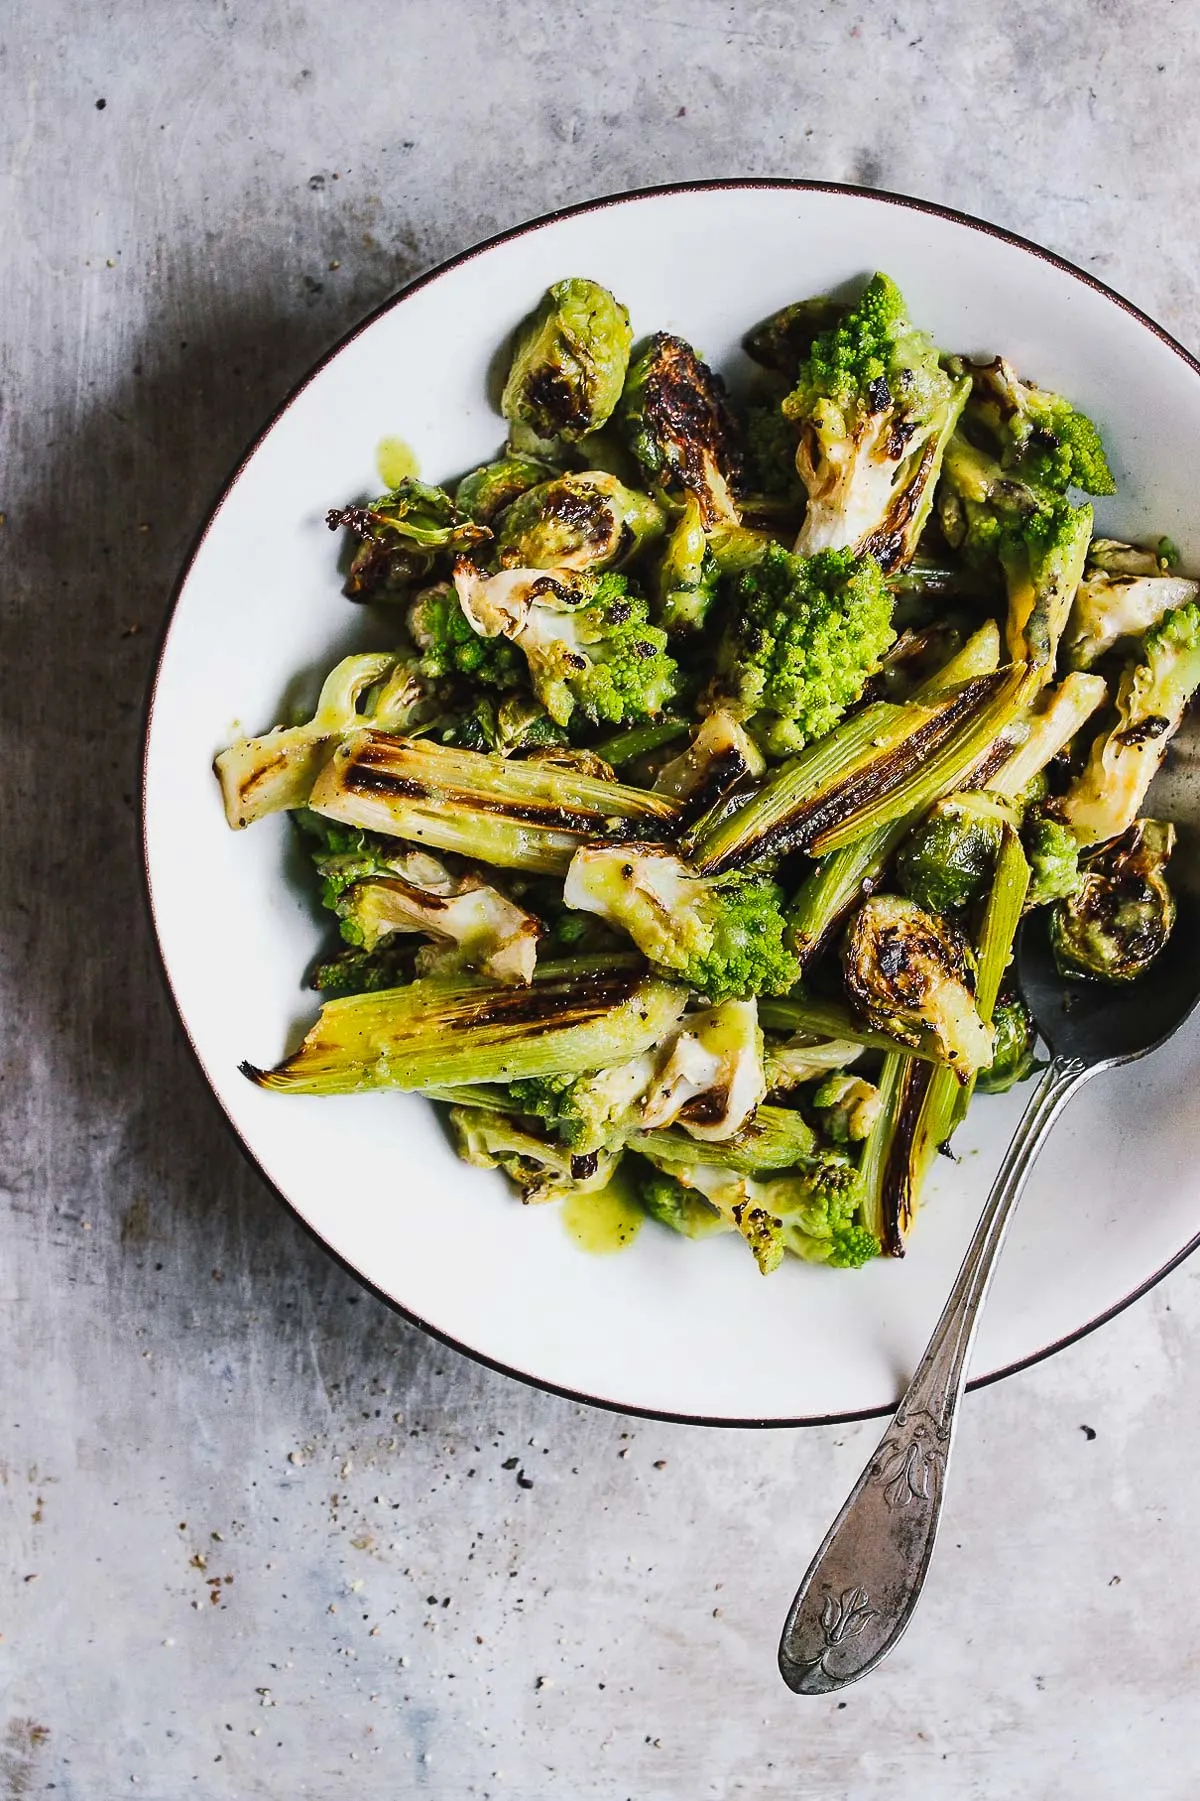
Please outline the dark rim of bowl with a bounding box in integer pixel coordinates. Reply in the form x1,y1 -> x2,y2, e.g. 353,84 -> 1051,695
140,177 -> 1200,1430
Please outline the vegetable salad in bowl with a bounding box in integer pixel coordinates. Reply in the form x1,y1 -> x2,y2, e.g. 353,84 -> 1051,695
214,271 -> 1199,1273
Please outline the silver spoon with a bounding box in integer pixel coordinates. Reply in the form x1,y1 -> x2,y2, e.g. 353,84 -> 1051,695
779,897 -> 1200,1695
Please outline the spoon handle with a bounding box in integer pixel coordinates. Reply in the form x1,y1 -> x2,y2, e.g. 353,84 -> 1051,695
779,1052 -> 1088,1695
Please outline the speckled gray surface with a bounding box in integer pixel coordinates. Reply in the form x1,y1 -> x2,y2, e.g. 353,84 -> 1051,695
5,2 -> 1200,1795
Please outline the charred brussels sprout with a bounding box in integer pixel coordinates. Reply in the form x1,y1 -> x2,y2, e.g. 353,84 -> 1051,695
327,480 -> 490,600
974,991 -> 1037,1093
455,455 -> 558,525
895,793 -> 1014,915
501,278 -> 633,450
743,295 -> 849,377
1048,819 -> 1177,984
496,471 -> 665,572
618,333 -> 743,526
842,894 -> 995,1081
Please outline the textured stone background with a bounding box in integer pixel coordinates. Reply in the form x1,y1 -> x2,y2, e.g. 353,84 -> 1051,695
4,2 -> 1200,1795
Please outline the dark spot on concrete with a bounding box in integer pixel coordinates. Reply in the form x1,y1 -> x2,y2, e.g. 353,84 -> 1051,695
95,98 -> 106,110
1080,1424 -> 1097,1440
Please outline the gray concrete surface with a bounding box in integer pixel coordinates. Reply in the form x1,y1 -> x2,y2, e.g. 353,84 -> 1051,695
4,2 -> 1200,1795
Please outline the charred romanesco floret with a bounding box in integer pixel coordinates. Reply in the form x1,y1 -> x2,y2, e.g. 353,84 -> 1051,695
947,354 -> 1116,498
632,1146 -> 878,1271
452,563 -> 679,729
506,1058 -> 655,1154
782,273 -> 969,570
409,584 -> 526,689
550,578 -> 679,728
716,543 -> 894,756
303,818 -> 407,916
563,843 -> 800,1003
937,438 -> 1093,673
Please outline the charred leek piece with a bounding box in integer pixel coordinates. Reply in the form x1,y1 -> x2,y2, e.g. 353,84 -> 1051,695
758,994 -> 951,1064
790,665 -> 1093,965
628,1102 -> 817,1173
243,963 -> 689,1096
309,730 -> 681,875
886,826 -> 1032,1253
592,719 -> 691,767
786,623 -> 1004,962
855,1052 -> 919,1257
215,654 -> 425,829
689,670 -> 1021,875
985,670 -> 1109,800
807,664 -> 1033,858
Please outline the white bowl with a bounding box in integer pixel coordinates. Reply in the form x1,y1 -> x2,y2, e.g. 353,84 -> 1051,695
143,182 -> 1200,1425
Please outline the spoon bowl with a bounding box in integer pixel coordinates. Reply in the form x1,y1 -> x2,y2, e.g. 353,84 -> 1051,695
1018,888 -> 1200,1067
779,876 -> 1200,1695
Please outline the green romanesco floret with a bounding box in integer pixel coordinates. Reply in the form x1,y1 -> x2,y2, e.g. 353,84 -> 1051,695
505,1054 -> 661,1154
682,874 -> 800,1003
451,563 -> 679,729
563,844 -> 800,1003
781,273 -> 969,570
630,1160 -> 734,1239
310,939 -> 417,998
1016,398 -> 1115,495
744,1155 -> 879,1268
634,1137 -> 877,1271
937,437 -> 1093,673
946,354 -> 1116,498
299,817 -> 407,917
825,1221 -> 884,1269
409,584 -> 527,689
556,577 -> 679,729
716,543 -> 895,756
742,402 -> 802,502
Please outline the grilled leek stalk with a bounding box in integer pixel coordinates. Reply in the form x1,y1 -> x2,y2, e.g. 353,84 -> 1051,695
244,961 -> 689,1095
309,730 -> 682,875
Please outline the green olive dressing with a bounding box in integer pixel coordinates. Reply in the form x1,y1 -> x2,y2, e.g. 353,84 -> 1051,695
562,1182 -> 644,1254
375,436 -> 420,488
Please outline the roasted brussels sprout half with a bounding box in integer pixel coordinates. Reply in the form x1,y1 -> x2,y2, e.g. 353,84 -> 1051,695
974,990 -> 1037,1094
455,455 -> 558,525
496,470 -> 665,572
501,278 -> 633,450
1048,818 -> 1177,984
842,894 -> 995,1082
895,792 -> 1015,915
327,480 -> 490,600
618,333 -> 743,526
742,295 -> 848,376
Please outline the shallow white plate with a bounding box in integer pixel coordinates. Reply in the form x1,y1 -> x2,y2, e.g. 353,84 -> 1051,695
143,182 -> 1200,1425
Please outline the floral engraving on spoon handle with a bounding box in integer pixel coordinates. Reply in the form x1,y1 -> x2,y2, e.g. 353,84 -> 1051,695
872,1407 -> 949,1510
